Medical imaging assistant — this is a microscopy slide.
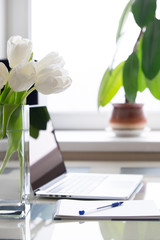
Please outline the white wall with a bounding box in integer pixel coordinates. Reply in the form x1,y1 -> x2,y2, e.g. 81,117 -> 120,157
0,0 -> 7,58
0,0 -> 31,59
6,0 -> 31,39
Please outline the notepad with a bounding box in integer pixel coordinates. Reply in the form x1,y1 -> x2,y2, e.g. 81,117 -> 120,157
54,199 -> 160,220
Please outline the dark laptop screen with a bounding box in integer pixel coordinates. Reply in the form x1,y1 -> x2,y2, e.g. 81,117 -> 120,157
29,106 -> 66,191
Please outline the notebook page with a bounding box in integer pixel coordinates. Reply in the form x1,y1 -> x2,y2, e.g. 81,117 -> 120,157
54,200 -> 160,220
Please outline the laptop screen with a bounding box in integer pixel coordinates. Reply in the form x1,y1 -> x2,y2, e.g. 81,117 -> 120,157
29,106 -> 66,191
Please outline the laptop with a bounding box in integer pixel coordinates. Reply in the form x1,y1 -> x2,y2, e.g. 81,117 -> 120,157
29,106 -> 143,200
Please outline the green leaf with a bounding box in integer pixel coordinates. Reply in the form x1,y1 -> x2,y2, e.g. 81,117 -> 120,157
0,83 -> 11,104
30,125 -> 39,139
7,104 -> 23,130
146,71 -> 160,99
98,62 -> 124,108
138,68 -> 147,92
1,104 -> 18,137
123,52 -> 139,103
142,19 -> 160,79
137,38 -> 147,92
15,91 -> 26,104
138,67 -> 147,92
0,104 -> 23,173
30,106 -> 50,138
116,0 -> 133,43
132,0 -> 156,28
29,52 -> 33,61
0,105 -> 3,139
0,130 -> 22,174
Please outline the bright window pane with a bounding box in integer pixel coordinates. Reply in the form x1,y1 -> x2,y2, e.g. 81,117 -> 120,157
31,0 -> 160,113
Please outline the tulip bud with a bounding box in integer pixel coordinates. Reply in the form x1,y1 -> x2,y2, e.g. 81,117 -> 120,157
37,52 -> 65,72
8,61 -> 36,92
35,65 -> 72,94
0,62 -> 8,89
7,36 -> 32,68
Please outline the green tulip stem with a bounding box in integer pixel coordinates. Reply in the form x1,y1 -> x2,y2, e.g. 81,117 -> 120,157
21,86 -> 36,104
0,148 -> 13,174
18,144 -> 23,198
4,89 -> 13,103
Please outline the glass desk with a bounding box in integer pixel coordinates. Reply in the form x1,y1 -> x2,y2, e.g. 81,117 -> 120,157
1,160 -> 160,240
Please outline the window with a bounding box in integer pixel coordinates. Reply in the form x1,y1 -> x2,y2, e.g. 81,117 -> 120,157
1,0 -> 160,129
31,0 -> 139,113
31,0 -> 160,130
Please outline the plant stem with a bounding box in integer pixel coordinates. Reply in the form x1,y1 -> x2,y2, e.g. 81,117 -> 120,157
133,28 -> 144,53
125,98 -> 129,103
21,86 -> 36,104
0,149 -> 13,174
18,144 -> 23,199
4,89 -> 13,103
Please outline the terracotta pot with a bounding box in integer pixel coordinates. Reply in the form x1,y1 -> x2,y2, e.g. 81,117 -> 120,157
109,103 -> 147,130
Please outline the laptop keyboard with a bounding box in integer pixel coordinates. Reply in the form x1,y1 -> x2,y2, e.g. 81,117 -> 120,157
48,174 -> 108,194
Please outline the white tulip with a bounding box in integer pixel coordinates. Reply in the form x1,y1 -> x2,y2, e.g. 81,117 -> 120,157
0,62 -> 8,90
7,36 -> 32,68
35,65 -> 72,94
37,52 -> 65,72
8,61 -> 36,92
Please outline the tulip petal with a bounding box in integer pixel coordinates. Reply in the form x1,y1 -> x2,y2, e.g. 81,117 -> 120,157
7,36 -> 32,68
37,52 -> 65,72
0,62 -> 8,89
52,76 -> 72,93
35,66 -> 71,94
8,61 -> 36,92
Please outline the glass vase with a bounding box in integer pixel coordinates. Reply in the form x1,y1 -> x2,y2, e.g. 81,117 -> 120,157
0,104 -> 30,219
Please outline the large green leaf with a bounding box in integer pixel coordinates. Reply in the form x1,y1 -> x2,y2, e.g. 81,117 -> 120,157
137,38 -> 147,92
146,71 -> 160,99
116,0 -> 133,43
123,52 -> 139,103
98,62 -> 124,108
132,0 -> 156,28
142,18 -> 160,80
138,67 -> 147,92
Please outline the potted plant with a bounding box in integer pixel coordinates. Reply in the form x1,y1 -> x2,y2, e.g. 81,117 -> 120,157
98,0 -> 160,131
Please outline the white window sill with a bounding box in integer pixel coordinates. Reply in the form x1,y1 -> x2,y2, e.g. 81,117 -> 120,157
55,129 -> 160,152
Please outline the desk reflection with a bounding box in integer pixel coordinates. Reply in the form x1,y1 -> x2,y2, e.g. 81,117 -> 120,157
50,221 -> 160,240
0,212 -> 30,240
1,161 -> 160,240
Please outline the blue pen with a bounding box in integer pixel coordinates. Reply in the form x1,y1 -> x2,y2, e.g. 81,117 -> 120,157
79,201 -> 123,215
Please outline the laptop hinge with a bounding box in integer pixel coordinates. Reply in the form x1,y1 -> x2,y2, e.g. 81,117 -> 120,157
34,188 -> 40,195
